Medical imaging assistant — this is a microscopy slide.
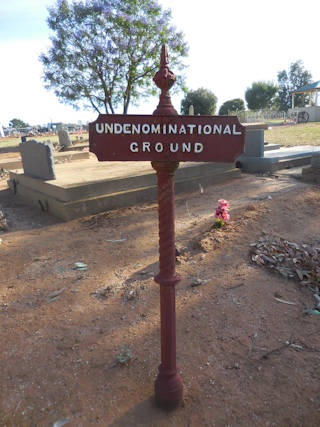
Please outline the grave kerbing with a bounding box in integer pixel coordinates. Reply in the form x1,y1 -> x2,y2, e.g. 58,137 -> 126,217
311,152 -> 320,168
301,151 -> 320,184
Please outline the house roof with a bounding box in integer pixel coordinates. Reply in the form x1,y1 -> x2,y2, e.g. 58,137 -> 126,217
292,80 -> 320,94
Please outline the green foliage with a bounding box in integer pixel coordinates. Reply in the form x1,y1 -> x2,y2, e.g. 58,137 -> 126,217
9,118 -> 30,128
218,98 -> 245,115
40,0 -> 188,114
277,60 -> 312,111
245,81 -> 278,110
180,88 -> 218,115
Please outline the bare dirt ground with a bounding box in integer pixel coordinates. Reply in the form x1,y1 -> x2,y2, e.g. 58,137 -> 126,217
0,164 -> 320,426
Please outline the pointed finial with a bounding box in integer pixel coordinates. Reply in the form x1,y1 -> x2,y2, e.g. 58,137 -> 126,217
153,44 -> 178,116
160,44 -> 169,67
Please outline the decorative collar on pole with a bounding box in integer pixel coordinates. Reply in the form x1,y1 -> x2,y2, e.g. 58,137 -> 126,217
153,44 -> 178,116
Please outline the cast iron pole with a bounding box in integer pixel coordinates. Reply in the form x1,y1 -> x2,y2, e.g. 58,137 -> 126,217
152,45 -> 183,408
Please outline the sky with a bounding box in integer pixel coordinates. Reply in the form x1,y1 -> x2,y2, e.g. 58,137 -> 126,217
0,0 -> 319,127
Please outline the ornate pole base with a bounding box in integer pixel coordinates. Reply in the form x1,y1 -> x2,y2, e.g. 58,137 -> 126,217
154,275 -> 183,408
155,364 -> 183,408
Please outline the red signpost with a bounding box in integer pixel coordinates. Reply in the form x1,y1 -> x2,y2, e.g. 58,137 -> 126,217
89,45 -> 246,408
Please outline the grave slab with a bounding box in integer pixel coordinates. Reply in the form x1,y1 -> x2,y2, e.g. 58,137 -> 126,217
8,158 -> 241,220
264,143 -> 281,151
237,146 -> 320,173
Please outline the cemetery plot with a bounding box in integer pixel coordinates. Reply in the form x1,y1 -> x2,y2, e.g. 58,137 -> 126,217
0,172 -> 319,425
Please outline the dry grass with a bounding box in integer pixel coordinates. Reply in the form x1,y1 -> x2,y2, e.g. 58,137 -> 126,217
265,122 -> 320,147
0,133 -> 89,149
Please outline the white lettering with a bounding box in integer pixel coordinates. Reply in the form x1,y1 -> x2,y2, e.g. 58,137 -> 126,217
142,124 -> 150,134
96,123 -> 104,134
155,142 -> 163,152
233,124 -> 242,135
194,142 -> 203,153
213,124 -> 222,134
179,125 -> 186,134
130,142 -> 138,152
142,142 -> 151,152
114,123 -> 122,134
182,142 -> 191,152
151,124 -> 161,134
168,124 -> 177,134
170,143 -> 179,152
203,125 -> 211,135
132,124 -> 140,134
223,125 -> 231,135
123,123 -> 131,134
96,122 -> 240,138
187,124 -> 196,134
105,123 -> 113,134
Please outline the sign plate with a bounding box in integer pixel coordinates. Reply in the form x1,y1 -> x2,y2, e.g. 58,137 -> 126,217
89,114 -> 246,162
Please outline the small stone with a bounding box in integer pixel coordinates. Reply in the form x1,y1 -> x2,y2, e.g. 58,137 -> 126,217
191,278 -> 208,287
175,246 -> 182,256
117,347 -> 132,365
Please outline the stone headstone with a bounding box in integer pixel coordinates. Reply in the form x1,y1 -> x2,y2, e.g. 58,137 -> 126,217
311,152 -> 320,168
188,105 -> 194,115
58,129 -> 72,147
20,140 -> 56,180
244,129 -> 264,157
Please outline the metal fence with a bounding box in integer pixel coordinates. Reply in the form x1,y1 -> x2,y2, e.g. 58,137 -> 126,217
229,110 -> 287,123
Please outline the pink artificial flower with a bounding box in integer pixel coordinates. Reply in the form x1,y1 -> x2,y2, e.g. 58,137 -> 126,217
214,199 -> 230,223
217,199 -> 230,209
221,211 -> 230,221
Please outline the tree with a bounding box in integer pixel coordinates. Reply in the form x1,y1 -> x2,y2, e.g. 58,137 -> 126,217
245,81 -> 278,110
9,118 -> 30,128
218,98 -> 245,115
180,88 -> 217,115
40,0 -> 188,114
277,60 -> 312,111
